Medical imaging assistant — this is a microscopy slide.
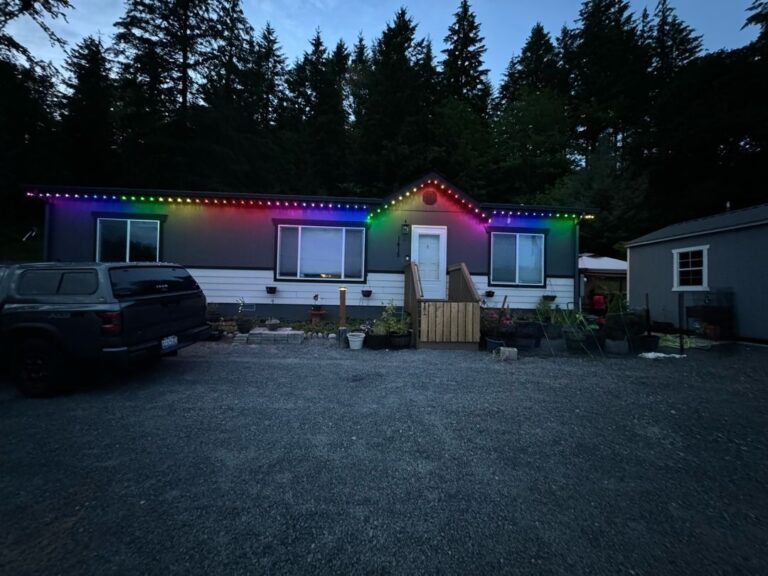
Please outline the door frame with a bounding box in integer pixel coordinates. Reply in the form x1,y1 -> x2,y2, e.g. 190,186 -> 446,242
411,225 -> 448,299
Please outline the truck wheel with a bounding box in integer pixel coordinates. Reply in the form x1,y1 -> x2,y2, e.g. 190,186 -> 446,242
17,338 -> 63,398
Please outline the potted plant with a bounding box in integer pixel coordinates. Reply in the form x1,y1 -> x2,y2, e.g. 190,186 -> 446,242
265,317 -> 280,331
235,297 -> 254,334
365,320 -> 390,349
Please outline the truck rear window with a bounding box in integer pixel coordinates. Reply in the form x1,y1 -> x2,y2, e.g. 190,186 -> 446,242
109,266 -> 199,298
18,270 -> 98,296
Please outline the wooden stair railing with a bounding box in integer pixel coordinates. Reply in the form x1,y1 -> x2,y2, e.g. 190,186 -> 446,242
405,261 -> 481,347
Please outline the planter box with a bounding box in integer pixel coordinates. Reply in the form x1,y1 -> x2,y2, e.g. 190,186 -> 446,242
389,332 -> 411,349
365,334 -> 389,350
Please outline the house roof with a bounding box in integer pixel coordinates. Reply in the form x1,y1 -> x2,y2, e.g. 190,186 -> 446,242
25,184 -> 382,207
387,172 -> 595,215
25,174 -> 597,223
578,253 -> 627,274
626,203 -> 768,247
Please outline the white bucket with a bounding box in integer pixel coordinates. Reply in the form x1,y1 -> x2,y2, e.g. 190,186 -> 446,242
347,332 -> 365,350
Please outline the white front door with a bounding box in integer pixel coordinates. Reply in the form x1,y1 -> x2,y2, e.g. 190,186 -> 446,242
411,225 -> 447,299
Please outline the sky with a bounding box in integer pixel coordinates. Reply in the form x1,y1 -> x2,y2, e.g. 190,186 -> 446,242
7,0 -> 759,86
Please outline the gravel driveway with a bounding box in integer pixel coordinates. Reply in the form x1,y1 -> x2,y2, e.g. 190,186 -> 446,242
1,341 -> 767,576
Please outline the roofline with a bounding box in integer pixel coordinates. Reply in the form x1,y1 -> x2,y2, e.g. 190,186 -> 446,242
24,184 -> 383,206
626,219 -> 768,248
382,173 -> 595,214
481,202 -> 594,214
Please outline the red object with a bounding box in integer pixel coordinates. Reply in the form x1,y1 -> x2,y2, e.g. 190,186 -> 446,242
592,294 -> 606,315
96,311 -> 122,335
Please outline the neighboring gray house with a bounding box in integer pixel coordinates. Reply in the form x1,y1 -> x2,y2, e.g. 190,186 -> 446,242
626,204 -> 768,341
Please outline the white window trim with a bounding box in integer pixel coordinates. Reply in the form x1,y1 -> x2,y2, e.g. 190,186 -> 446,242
96,218 -> 160,262
276,224 -> 366,281
489,232 -> 545,286
672,245 -> 709,291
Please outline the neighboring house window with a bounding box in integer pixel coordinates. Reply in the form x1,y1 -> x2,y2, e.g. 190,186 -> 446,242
490,232 -> 545,286
96,218 -> 160,262
276,225 -> 365,281
672,245 -> 709,291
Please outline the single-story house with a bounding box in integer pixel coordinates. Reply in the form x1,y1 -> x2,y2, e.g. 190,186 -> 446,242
578,253 -> 627,308
27,174 -> 594,344
626,203 -> 768,342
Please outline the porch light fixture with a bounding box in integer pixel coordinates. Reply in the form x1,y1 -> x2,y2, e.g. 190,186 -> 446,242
401,221 -> 410,235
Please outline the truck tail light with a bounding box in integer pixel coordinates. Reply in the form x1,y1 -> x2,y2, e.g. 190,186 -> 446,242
96,311 -> 122,335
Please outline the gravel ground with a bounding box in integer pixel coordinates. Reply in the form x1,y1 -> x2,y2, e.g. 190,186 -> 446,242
1,340 -> 767,576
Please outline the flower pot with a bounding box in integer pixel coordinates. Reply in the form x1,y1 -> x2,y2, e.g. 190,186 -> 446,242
365,334 -> 389,350
484,290 -> 495,297
347,332 -> 365,350
389,332 -> 411,349
486,337 -> 504,352
361,289 -> 372,298
236,319 -> 253,334
266,286 -> 277,294
605,338 -> 629,355
266,322 -> 279,331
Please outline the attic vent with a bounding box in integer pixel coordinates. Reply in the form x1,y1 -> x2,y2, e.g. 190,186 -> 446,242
423,190 -> 437,205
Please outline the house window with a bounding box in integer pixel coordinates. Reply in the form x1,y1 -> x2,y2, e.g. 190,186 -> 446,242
673,245 -> 708,291
490,232 -> 545,286
97,218 -> 160,262
276,225 -> 365,281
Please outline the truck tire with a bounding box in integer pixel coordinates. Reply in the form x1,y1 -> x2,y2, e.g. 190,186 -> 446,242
16,338 -> 64,398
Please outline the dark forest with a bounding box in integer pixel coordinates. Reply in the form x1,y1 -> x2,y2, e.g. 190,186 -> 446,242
2,0 -> 766,259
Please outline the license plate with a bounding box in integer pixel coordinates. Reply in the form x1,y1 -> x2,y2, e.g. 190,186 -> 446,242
161,335 -> 178,350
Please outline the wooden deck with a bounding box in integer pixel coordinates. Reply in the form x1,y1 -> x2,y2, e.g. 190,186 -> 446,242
404,262 -> 481,349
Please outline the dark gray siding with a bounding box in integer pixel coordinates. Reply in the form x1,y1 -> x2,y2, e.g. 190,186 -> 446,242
47,193 -> 577,279
367,193 -> 576,276
628,224 -> 768,340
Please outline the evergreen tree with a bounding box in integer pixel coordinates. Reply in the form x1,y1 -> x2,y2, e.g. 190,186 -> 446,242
285,31 -> 349,193
360,8 -> 431,189
651,0 -> 702,84
60,36 -> 115,185
440,0 -> 491,116
0,0 -> 72,63
202,0 -> 253,108
567,0 -> 650,155
744,1 -> 768,49
348,34 -> 370,125
250,23 -> 287,130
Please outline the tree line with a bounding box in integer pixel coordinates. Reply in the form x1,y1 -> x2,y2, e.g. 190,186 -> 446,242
1,0 -> 766,257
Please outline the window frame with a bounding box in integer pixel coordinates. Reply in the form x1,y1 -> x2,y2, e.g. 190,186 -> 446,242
275,223 -> 367,283
95,218 -> 161,263
672,245 -> 709,291
488,230 -> 546,287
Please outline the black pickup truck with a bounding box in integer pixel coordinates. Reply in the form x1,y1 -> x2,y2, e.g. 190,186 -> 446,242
0,262 -> 210,397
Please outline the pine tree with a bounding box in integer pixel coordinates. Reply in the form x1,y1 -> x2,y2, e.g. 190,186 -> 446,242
440,0 -> 491,116
60,36 -> 115,185
360,8 -> 428,189
251,23 -> 287,129
567,0 -> 650,155
651,0 -> 702,84
497,23 -> 562,108
0,0 -> 72,63
202,0 -> 254,108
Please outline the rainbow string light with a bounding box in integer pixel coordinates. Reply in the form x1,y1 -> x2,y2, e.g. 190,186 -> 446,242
365,177 -> 595,224
366,178 -> 490,224
26,182 -> 595,222
24,190 -> 375,216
